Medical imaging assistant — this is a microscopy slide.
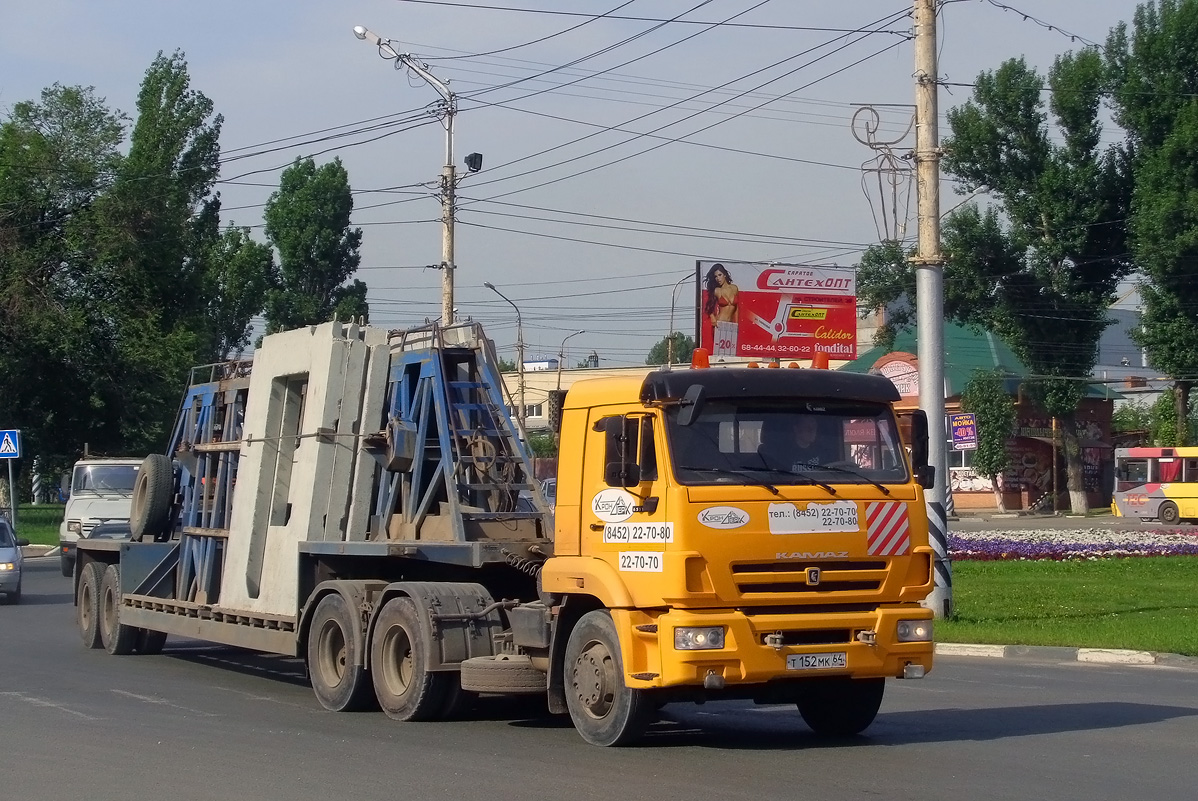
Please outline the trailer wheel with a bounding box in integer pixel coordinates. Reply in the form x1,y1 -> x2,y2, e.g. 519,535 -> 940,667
136,628 -> 168,655
370,596 -> 449,721
130,453 -> 174,543
563,610 -> 651,747
307,593 -> 373,712
1159,501 -> 1180,525
100,564 -> 138,655
77,562 -> 104,649
795,677 -> 885,736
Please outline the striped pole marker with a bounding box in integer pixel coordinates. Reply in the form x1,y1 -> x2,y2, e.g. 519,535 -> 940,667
923,499 -> 954,619
31,457 -> 42,505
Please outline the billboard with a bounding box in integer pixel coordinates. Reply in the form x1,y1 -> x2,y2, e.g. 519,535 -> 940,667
695,260 -> 857,361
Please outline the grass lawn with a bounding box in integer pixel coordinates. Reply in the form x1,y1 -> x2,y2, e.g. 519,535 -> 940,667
937,557 -> 1198,656
13,503 -> 64,546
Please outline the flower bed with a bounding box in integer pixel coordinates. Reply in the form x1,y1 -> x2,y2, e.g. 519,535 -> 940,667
949,527 -> 1198,560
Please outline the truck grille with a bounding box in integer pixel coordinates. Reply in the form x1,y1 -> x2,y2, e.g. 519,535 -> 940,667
731,560 -> 887,596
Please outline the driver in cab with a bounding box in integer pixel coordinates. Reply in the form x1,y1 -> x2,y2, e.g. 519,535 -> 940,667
761,414 -> 839,472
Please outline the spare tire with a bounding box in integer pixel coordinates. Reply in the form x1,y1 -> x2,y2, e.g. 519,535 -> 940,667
130,454 -> 174,543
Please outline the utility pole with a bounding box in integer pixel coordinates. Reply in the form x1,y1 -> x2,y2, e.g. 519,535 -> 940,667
913,0 -> 953,618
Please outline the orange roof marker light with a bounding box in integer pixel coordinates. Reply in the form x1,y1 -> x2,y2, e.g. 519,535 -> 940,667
691,348 -> 710,369
766,361 -> 780,369
747,361 -> 760,369
788,362 -> 801,369
811,351 -> 830,370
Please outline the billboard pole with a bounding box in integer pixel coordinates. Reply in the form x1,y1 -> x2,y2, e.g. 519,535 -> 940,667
913,0 -> 953,618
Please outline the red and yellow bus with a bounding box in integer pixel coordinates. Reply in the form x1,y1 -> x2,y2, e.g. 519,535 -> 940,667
1112,446 -> 1198,524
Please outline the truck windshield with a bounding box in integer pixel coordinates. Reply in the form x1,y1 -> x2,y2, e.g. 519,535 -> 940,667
665,400 -> 909,487
72,465 -> 138,494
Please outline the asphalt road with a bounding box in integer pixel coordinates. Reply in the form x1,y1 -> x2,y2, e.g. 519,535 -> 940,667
3,557 -> 1197,801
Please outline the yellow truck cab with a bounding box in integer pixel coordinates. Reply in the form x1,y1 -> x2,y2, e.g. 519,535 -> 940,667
542,363 -> 935,743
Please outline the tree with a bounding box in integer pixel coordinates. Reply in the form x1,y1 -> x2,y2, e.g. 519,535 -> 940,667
960,369 -> 1017,510
646,332 -> 694,366
858,54 -> 1132,514
497,357 -> 516,372
87,50 -> 226,453
0,84 -> 129,464
1107,0 -> 1198,445
263,157 -> 367,333
203,226 -> 276,358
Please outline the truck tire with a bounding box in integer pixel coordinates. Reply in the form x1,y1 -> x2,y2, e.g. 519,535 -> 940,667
130,453 -> 174,543
100,563 -> 138,655
1159,501 -> 1180,525
307,593 -> 374,712
795,677 -> 885,736
563,610 -> 651,747
370,596 -> 450,721
136,628 -> 168,655
77,562 -> 103,649
460,654 -> 546,694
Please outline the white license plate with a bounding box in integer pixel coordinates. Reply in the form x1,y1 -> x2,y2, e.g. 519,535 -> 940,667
787,652 -> 847,671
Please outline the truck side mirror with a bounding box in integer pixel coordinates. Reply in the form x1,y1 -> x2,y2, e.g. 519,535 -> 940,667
910,409 -> 932,488
676,384 -> 705,427
604,416 -> 641,487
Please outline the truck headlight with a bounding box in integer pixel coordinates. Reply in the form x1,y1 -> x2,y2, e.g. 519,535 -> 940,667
67,520 -> 81,534
674,626 -> 725,650
0,563 -> 13,571
896,619 -> 933,642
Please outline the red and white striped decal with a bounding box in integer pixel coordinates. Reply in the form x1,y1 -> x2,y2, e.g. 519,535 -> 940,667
866,502 -> 910,555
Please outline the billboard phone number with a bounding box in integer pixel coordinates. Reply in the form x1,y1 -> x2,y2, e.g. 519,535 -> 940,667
604,522 -> 674,543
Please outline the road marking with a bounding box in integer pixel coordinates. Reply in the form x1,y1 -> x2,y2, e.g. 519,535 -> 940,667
0,691 -> 99,720
110,689 -> 218,717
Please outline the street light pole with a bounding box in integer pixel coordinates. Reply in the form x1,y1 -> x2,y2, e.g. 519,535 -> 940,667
484,282 -> 525,433
556,329 -> 585,391
666,272 -> 693,368
354,25 -> 458,325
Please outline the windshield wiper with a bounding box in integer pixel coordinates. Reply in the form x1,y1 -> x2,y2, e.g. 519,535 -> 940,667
752,466 -> 838,496
813,463 -> 892,495
677,466 -> 781,495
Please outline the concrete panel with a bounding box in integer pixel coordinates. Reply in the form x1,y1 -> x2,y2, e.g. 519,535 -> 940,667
345,332 -> 390,541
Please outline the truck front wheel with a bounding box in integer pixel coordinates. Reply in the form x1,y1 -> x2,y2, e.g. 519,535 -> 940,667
795,677 -> 885,736
564,610 -> 651,747
370,596 -> 449,721
307,593 -> 373,712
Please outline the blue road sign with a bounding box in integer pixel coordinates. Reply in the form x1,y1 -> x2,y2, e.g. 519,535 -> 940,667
0,430 -> 21,459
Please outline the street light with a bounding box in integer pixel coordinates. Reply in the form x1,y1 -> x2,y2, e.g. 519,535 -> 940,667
354,24 -> 463,325
556,329 -> 585,391
666,272 -> 693,368
483,281 -> 525,434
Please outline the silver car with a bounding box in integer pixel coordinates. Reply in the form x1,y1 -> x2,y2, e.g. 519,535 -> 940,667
0,517 -> 28,605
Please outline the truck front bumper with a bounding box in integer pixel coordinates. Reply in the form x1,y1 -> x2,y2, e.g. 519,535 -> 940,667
615,605 -> 934,689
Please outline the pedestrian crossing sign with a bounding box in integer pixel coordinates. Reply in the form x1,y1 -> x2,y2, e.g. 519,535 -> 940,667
0,430 -> 20,459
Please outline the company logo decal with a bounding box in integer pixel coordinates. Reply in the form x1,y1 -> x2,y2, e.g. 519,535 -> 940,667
591,489 -> 637,523
697,506 -> 749,529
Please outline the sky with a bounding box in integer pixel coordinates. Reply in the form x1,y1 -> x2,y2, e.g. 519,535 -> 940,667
0,0 -> 1144,367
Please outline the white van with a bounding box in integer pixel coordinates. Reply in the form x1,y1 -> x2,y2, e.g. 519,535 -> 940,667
59,458 -> 141,577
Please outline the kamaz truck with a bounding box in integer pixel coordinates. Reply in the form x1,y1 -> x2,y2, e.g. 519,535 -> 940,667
74,320 -> 935,746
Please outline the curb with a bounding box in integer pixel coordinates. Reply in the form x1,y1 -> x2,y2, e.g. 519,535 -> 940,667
20,545 -> 57,559
935,642 -> 1198,671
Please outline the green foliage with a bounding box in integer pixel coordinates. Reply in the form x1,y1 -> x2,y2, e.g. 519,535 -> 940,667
497,357 -> 516,372
204,226 -> 276,358
1111,394 -> 1198,444
646,332 -> 694,366
263,157 -> 367,333
1111,399 -> 1154,434
1107,1 -> 1198,444
854,241 -> 913,350
960,369 -> 1016,480
526,431 -> 557,458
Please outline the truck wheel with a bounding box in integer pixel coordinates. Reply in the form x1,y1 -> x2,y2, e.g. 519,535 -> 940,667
100,564 -> 138,655
307,593 -> 373,712
370,596 -> 449,721
1159,501 -> 1180,525
563,610 -> 651,747
78,562 -> 103,649
796,677 -> 885,736
130,453 -> 174,542
460,654 -> 546,694
136,628 -> 168,655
